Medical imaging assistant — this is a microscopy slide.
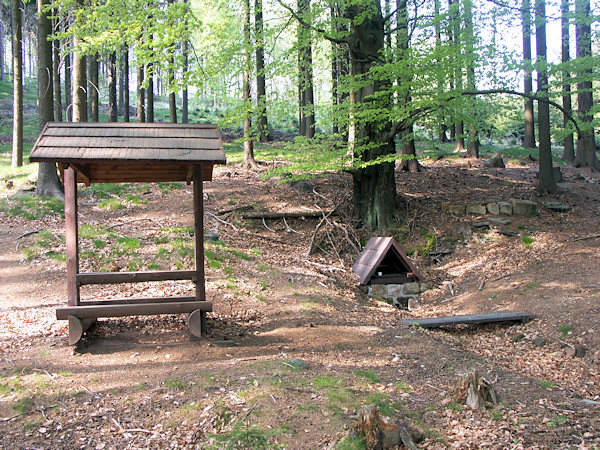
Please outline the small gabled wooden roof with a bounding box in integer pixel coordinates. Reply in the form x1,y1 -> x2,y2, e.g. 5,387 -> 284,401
29,122 -> 226,185
353,237 -> 422,285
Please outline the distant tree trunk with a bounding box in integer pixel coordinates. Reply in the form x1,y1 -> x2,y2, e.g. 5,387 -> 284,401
535,0 -> 557,194
64,39 -> 72,121
123,47 -> 129,122
522,0 -> 536,148
242,0 -> 257,169
347,1 -> 397,231
108,52 -> 117,122
118,52 -> 124,116
573,0 -> 598,170
146,63 -> 154,122
11,0 -> 23,168
52,17 -> 62,121
137,64 -> 145,122
464,0 -> 479,158
72,45 -> 87,122
397,0 -> 421,173
36,0 -> 63,197
298,0 -> 315,138
434,0 -> 449,143
181,39 -> 189,123
88,55 -> 99,121
450,0 -> 464,152
255,0 -> 268,141
0,21 -> 5,81
331,6 -> 339,134
330,4 -> 349,138
561,0 -> 574,162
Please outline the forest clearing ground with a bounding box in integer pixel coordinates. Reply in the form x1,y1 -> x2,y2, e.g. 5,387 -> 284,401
0,153 -> 599,449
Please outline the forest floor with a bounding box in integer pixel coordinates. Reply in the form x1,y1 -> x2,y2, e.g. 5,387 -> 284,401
0,147 -> 599,449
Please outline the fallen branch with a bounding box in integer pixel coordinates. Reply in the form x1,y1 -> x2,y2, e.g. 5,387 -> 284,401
1,404 -> 57,422
262,218 -> 277,233
571,234 -> 600,242
306,209 -> 338,256
216,205 -> 254,216
206,211 -> 286,244
17,229 -> 43,240
283,217 -> 301,234
111,417 -> 159,436
242,210 -> 336,219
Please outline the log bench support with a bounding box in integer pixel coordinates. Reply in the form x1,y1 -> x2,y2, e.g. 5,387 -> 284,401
61,164 -> 211,344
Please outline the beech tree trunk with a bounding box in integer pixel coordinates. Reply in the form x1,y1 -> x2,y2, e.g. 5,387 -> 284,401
123,47 -> 129,122
434,0 -> 450,144
108,52 -> 117,122
255,0 -> 268,141
347,1 -> 397,231
52,16 -> 62,122
182,40 -> 188,123
0,22 -> 4,81
573,0 -> 599,170
522,0 -> 536,148
11,0 -> 23,168
64,39 -> 72,121
464,0 -> 479,158
450,0 -> 464,152
535,0 -> 557,194
146,63 -> 154,122
36,0 -> 63,198
137,65 -> 145,122
72,42 -> 87,122
88,55 -> 99,121
560,0 -> 574,162
242,0 -> 257,169
298,0 -> 315,138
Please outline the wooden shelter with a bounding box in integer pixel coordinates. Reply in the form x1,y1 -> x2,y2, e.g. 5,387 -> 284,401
353,237 -> 422,285
29,122 -> 226,344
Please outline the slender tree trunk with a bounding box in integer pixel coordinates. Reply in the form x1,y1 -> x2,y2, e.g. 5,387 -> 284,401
108,52 -> 117,122
123,47 -> 129,122
347,1 -> 397,231
434,0 -> 449,143
36,0 -> 63,197
182,39 -> 189,123
0,21 -> 5,81
11,0 -> 23,168
146,63 -> 154,122
522,0 -> 536,148
464,0 -> 479,158
331,6 -> 339,135
137,64 -> 145,122
88,55 -> 98,121
573,0 -> 598,170
535,0 -> 557,193
52,17 -> 62,121
64,38 -> 72,121
255,0 -> 268,141
298,0 -> 315,138
118,51 -> 124,116
397,0 -> 421,172
242,0 -> 257,169
450,0 -> 464,152
560,0 -> 574,162
72,44 -> 87,122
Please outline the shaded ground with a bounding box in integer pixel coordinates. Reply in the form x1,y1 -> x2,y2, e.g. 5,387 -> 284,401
1,154 -> 599,449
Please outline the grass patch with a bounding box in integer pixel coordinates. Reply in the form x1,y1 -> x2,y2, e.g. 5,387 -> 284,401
0,195 -> 64,220
539,380 -> 556,388
164,377 -> 187,390
558,323 -> 573,336
335,434 -> 367,450
98,198 -> 124,210
208,422 -> 283,449
354,369 -> 380,384
522,235 -> 534,247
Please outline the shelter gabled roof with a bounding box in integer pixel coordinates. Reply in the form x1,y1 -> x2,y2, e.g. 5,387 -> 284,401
352,237 -> 422,285
29,122 -> 226,185
29,122 -> 226,164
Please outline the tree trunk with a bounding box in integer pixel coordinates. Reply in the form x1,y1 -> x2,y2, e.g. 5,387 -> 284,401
450,0 -> 464,152
0,21 -> 5,81
242,0 -> 257,169
182,39 -> 189,123
118,53 -> 124,117
434,0 -> 449,143
36,0 -> 63,197
11,0 -> 23,168
560,0 -> 574,162
535,0 -> 557,194
64,38 -> 72,121
72,43 -> 87,122
146,63 -> 154,122
347,1 -> 397,232
88,55 -> 99,121
108,52 -> 117,122
255,0 -> 268,141
573,0 -> 599,170
123,47 -> 129,122
137,64 -> 145,122
522,0 -> 536,148
298,0 -> 315,138
464,0 -> 479,158
52,16 -> 62,122
397,0 -> 421,172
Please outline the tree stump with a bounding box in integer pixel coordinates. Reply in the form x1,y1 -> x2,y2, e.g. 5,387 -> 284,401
449,371 -> 498,410
352,404 -> 418,450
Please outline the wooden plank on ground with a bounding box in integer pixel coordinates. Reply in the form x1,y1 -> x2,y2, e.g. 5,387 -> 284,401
401,312 -> 535,328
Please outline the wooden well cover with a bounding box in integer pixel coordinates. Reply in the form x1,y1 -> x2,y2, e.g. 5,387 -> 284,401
29,122 -> 226,184
353,237 -> 422,285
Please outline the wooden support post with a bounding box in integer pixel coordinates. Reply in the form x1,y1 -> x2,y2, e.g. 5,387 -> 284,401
193,164 -> 207,336
64,167 -> 80,306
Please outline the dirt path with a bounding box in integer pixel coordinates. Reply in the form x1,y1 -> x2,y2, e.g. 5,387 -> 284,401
1,160 -> 599,448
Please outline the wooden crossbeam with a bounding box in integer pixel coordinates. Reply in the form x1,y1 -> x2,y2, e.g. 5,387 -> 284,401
77,270 -> 196,286
56,301 -> 212,320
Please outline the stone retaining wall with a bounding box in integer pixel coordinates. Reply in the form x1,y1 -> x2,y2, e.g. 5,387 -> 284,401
365,282 -> 428,309
442,198 -> 537,217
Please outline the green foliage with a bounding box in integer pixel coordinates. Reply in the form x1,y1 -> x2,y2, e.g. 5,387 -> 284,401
98,198 -> 124,210
521,235 -> 534,247
558,324 -> 573,336
354,369 -> 380,384
0,195 -> 64,220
